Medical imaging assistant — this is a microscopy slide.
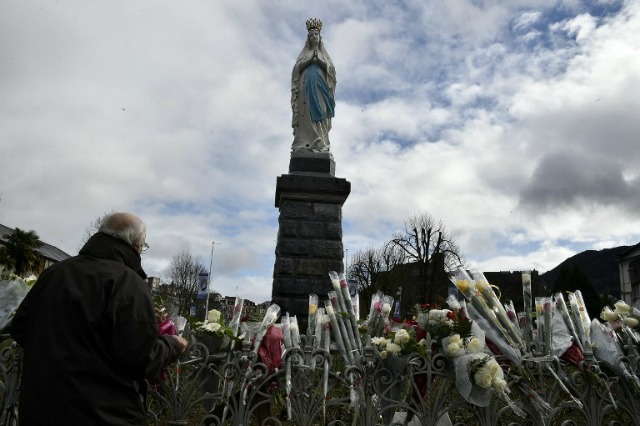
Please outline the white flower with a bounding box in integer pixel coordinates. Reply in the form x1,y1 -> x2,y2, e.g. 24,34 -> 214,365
418,339 -> 427,346
486,359 -> 501,376
614,300 -> 631,315
325,305 -> 335,316
492,377 -> 508,392
445,342 -> 462,357
429,309 -> 444,321
467,338 -> 484,353
447,297 -> 461,311
381,303 -> 392,315
380,350 -> 388,359
394,329 -> 410,347
372,337 -> 388,348
203,322 -> 221,333
623,317 -> 639,328
474,366 -> 494,388
600,309 -> 618,322
449,334 -> 462,345
207,309 -> 221,323
386,342 -> 402,354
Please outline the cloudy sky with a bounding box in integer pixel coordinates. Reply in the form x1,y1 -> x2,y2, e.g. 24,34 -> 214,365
1,0 -> 639,303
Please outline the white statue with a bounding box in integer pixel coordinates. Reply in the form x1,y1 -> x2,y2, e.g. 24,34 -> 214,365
291,18 -> 336,154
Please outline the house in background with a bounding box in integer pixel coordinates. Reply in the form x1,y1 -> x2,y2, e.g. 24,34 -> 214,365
0,224 -> 71,272
618,243 -> 640,307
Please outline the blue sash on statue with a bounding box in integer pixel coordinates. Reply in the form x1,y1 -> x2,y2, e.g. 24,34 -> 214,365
304,63 -> 335,123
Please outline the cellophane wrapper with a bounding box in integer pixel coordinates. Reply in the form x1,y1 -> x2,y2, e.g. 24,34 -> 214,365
551,303 -> 582,364
290,315 -> 301,348
229,297 -> 245,336
307,294 -> 318,345
282,313 -> 292,349
590,319 -> 640,390
522,271 -> 533,347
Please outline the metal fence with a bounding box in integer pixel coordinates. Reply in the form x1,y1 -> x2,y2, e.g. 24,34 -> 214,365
2,335 -> 640,426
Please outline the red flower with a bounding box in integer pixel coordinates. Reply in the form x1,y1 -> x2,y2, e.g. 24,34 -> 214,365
446,310 -> 457,321
561,341 -> 585,366
420,303 -> 437,310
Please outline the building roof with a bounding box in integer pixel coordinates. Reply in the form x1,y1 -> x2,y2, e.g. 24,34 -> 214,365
0,223 -> 71,262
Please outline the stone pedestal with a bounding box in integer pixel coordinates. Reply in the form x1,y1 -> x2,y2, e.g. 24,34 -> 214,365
272,152 -> 350,331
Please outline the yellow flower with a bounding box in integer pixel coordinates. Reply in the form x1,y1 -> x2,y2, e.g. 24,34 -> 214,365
455,279 -> 471,294
309,303 -> 318,315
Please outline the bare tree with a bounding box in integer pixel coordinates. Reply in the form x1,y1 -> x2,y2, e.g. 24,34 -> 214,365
347,244 -> 407,317
163,250 -> 207,316
389,213 -> 464,305
77,214 -> 107,251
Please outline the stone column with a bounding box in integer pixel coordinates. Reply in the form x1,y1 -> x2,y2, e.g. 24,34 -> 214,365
272,152 -> 350,330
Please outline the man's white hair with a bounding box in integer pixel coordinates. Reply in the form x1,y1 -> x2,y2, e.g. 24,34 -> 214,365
98,212 -> 146,246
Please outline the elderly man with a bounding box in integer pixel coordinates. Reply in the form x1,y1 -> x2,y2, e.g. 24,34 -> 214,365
11,212 -> 187,425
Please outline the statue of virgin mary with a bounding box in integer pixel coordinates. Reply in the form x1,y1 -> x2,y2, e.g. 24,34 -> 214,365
291,18 -> 336,154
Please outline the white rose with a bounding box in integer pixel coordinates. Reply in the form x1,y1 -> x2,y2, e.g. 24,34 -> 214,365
380,350 -> 388,359
386,342 -> 402,354
449,334 -> 462,345
600,309 -> 618,322
445,342 -> 462,357
447,297 -> 461,311
492,377 -> 508,392
382,303 -> 392,315
371,337 -> 388,348
474,366 -> 493,388
467,338 -> 484,353
614,300 -> 631,315
207,309 -> 221,323
486,359 -> 501,376
623,317 -> 639,328
429,310 -> 444,321
394,329 -> 411,346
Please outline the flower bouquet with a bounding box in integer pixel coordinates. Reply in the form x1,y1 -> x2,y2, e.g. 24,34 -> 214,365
590,318 -> 640,392
548,293 -> 584,366
195,308 -> 241,354
441,326 -> 524,416
600,300 -> 640,358
370,323 -> 427,425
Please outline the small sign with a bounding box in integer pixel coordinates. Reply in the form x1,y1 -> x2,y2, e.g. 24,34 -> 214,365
196,273 -> 209,300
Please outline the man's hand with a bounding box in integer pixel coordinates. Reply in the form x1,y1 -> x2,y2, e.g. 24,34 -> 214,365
171,335 -> 189,353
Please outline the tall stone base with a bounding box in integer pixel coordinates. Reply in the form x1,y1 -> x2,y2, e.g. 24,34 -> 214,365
272,152 -> 350,331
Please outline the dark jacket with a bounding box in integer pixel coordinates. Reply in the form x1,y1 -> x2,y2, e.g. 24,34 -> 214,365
11,232 -> 182,425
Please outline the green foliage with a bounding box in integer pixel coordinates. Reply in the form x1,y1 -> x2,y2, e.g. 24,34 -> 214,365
0,228 -> 44,277
450,313 -> 472,340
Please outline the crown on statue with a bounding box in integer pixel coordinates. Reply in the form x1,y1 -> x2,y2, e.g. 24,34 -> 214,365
306,18 -> 323,33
